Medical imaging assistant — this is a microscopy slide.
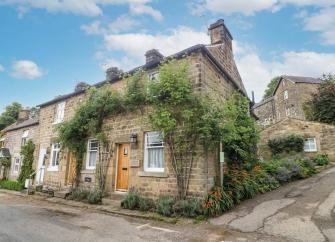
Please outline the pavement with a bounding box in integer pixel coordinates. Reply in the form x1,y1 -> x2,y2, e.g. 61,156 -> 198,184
210,166 -> 335,242
0,166 -> 335,242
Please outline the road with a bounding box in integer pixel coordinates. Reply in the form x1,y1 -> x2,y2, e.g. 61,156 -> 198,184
1,166 -> 335,242
211,166 -> 335,242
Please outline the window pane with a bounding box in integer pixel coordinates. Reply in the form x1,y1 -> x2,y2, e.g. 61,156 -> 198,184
147,132 -> 163,147
89,151 -> 97,167
89,140 -> 99,150
148,147 -> 163,168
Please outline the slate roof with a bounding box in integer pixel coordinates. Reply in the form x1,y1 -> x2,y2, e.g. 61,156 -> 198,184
284,75 -> 323,84
38,44 -> 248,107
3,117 -> 39,132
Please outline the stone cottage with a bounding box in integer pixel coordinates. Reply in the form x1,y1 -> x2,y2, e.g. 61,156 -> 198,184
36,19 -> 248,198
253,76 -> 322,127
259,118 -> 335,161
1,110 -> 39,181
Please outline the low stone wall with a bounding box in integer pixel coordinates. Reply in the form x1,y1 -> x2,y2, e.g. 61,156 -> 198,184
259,118 -> 335,161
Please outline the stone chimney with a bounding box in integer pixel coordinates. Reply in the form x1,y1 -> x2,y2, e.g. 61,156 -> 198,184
106,67 -> 123,81
208,19 -> 233,50
145,49 -> 164,64
17,110 -> 30,123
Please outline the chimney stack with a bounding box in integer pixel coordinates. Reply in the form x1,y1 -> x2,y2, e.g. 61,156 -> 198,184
208,19 -> 233,50
145,49 -> 164,65
106,67 -> 123,81
17,110 -> 30,123
251,91 -> 255,104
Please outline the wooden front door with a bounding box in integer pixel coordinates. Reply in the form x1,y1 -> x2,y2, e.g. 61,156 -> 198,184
116,144 -> 130,191
66,152 -> 77,186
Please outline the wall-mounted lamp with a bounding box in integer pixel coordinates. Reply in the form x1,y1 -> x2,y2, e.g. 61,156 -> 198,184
130,133 -> 138,144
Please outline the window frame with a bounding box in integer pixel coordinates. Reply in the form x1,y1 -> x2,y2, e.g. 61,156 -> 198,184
148,71 -> 160,82
86,139 -> 99,170
13,157 -> 21,174
144,131 -> 165,173
284,90 -> 289,100
48,143 -> 61,171
304,138 -> 317,152
21,130 -> 29,147
54,101 -> 66,124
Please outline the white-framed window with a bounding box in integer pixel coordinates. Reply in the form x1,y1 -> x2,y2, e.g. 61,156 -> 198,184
285,107 -> 290,117
21,130 -> 29,147
144,131 -> 164,172
148,72 -> 159,82
304,138 -> 317,152
86,139 -> 99,170
13,157 -> 21,174
49,143 -> 60,171
284,90 -> 289,100
54,101 -> 66,124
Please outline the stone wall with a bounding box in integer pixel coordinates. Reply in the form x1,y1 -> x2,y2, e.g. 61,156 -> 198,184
259,118 -> 335,161
253,98 -> 276,127
4,124 -> 39,181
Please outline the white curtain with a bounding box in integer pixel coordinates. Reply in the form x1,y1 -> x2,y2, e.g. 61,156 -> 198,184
148,147 -> 163,168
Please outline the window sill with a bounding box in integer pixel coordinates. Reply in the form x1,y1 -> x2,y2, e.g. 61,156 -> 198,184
138,171 -> 168,178
47,167 -> 59,172
82,169 -> 95,174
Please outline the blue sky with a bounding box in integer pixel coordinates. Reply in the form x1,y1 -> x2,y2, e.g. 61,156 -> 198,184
0,0 -> 335,111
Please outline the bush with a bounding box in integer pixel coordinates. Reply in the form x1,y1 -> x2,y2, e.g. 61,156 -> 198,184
203,187 -> 234,217
0,180 -> 24,191
156,196 -> 175,217
87,189 -> 102,204
138,197 -> 155,212
313,154 -> 329,166
69,187 -> 102,204
268,135 -> 304,155
121,190 -> 140,210
173,198 -> 203,218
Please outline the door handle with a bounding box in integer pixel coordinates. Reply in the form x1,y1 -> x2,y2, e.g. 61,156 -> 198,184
122,168 -> 127,171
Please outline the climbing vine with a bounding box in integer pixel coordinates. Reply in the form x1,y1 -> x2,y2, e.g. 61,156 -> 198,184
18,140 -> 35,183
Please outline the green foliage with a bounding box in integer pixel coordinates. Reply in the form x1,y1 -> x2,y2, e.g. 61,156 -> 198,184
18,140 -> 35,183
138,197 -> 156,212
124,71 -> 148,111
313,154 -> 329,166
263,76 -> 281,99
173,198 -> 203,218
69,187 -> 102,204
0,180 -> 24,191
156,196 -> 175,217
0,158 -> 10,168
0,102 -> 23,130
203,187 -> 234,217
121,190 -> 140,210
305,75 -> 335,124
221,93 -> 259,166
268,134 -> 304,155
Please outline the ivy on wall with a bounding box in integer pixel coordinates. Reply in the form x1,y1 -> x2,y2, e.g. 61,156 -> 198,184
18,140 -> 35,183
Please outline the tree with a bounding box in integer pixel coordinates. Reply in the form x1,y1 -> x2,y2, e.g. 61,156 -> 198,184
263,77 -> 281,99
305,75 -> 335,125
0,102 -> 23,130
18,140 -> 35,183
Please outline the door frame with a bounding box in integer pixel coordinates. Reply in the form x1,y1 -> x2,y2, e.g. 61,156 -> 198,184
114,143 -> 130,192
36,148 -> 46,184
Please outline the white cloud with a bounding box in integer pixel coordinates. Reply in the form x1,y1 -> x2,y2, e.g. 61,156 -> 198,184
303,7 -> 335,45
81,15 -> 138,35
129,3 -> 163,21
103,26 -> 209,69
11,60 -> 44,80
234,42 -> 335,101
0,0 -> 162,19
190,0 -> 335,16
0,64 -> 5,72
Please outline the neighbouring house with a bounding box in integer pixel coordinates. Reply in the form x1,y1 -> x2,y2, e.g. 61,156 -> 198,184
36,19 -> 248,198
1,110 -> 39,181
253,76 -> 323,127
259,118 -> 335,161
